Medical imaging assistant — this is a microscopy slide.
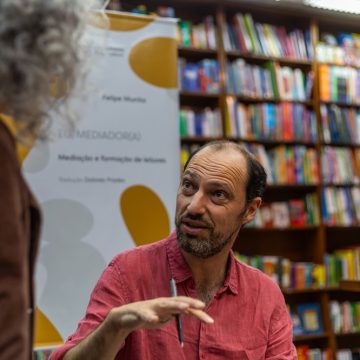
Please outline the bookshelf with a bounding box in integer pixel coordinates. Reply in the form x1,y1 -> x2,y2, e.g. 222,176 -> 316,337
339,280 -> 360,292
109,1 -> 360,358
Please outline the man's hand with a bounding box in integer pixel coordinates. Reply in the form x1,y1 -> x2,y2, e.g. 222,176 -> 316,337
107,296 -> 213,332
62,296 -> 213,360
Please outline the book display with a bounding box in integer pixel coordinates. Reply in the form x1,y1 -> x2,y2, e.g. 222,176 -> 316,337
107,1 -> 360,357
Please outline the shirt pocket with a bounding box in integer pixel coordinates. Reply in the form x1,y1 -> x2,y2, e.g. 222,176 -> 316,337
245,343 -> 267,360
147,326 -> 187,360
207,338 -> 267,360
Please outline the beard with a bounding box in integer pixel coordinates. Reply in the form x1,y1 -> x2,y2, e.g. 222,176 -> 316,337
175,213 -> 238,259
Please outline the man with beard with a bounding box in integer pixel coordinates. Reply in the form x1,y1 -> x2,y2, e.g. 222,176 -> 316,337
51,140 -> 296,360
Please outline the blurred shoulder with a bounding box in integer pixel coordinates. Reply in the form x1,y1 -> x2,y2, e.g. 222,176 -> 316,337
235,258 -> 284,299
109,237 -> 170,269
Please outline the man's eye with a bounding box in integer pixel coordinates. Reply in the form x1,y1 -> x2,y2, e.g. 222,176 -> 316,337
182,180 -> 194,192
213,190 -> 226,200
214,190 -> 225,197
183,180 -> 192,188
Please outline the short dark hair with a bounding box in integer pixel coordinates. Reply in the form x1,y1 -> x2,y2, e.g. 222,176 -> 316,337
183,140 -> 267,203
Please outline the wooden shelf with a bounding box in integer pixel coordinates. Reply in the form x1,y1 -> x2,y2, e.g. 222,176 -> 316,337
231,137 -> 317,147
283,287 -> 339,294
283,285 -> 360,294
227,94 -> 313,105
320,100 -> 360,107
335,331 -> 360,337
181,137 -> 317,147
339,280 -> 360,292
266,184 -> 318,190
226,51 -> 312,66
321,141 -> 360,148
318,61 -> 360,69
178,46 -> 218,57
283,287 -> 324,295
242,226 -> 318,232
181,136 -> 224,142
180,91 -> 220,99
323,183 -> 360,187
293,333 -> 329,342
325,225 -> 360,230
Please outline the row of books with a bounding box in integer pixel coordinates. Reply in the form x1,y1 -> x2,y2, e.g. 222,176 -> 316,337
227,59 -> 275,98
317,31 -> 360,66
298,347 -> 360,360
321,104 -> 360,144
177,16 -> 217,49
178,58 -> 220,93
330,300 -> 360,334
336,349 -> 360,360
181,144 -> 360,189
317,43 -> 360,67
296,346 -> 332,360
236,247 -> 360,289
234,253 -> 325,289
180,102 -> 360,146
227,59 -> 312,100
179,108 -> 223,137
246,194 -> 320,229
244,143 -> 320,185
225,98 -> 317,141
321,32 -> 360,48
321,147 -> 360,184
319,65 -> 360,103
289,303 -> 323,336
325,247 -> 360,285
321,187 -> 360,226
223,13 -> 312,59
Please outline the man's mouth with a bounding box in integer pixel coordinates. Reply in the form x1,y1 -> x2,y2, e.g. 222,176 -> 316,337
181,219 -> 209,235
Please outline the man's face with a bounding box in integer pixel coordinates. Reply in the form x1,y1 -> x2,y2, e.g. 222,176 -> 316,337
175,148 -> 253,259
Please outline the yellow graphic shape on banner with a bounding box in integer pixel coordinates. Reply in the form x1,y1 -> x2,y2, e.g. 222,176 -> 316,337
121,185 -> 170,246
107,12 -> 154,31
34,307 -> 63,347
90,12 -> 154,32
0,114 -> 33,162
129,37 -> 177,88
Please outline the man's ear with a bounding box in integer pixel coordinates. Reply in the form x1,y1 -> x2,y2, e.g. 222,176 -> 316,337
241,197 -> 262,226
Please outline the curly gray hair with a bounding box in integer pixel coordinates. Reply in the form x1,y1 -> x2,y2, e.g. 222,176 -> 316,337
0,0 -> 105,139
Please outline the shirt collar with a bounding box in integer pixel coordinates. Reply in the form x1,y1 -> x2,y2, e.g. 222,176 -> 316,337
165,231 -> 239,295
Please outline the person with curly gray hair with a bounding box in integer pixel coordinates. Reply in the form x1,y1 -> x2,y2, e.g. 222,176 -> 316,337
0,1 -> 101,359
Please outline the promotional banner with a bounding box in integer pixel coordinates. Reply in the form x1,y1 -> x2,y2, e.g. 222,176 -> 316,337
22,12 -> 179,348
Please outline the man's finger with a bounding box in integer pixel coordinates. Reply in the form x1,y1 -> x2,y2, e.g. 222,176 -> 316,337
171,296 -> 205,309
185,308 -> 214,324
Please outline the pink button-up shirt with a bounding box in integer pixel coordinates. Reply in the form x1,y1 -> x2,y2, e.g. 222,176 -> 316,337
51,232 -> 296,360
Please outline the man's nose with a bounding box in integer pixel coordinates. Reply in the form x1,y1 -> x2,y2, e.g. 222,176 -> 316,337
187,191 -> 206,215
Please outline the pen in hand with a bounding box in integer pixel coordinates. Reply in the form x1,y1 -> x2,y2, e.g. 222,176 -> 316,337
169,278 -> 184,348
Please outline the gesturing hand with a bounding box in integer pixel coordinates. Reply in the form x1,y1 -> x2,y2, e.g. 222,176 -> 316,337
108,296 -> 213,332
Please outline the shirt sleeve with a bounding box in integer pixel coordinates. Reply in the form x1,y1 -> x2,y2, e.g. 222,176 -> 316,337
0,124 -> 29,360
50,258 -> 128,360
265,293 -> 297,360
